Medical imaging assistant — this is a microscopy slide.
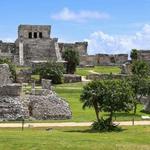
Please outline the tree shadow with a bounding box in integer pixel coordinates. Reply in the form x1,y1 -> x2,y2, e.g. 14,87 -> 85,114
63,127 -> 127,134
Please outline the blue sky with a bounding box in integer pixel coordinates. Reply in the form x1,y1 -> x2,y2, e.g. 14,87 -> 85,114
1,0 -> 150,54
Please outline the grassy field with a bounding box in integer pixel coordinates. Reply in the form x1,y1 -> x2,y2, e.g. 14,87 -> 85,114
54,82 -> 148,122
0,126 -> 149,150
75,66 -> 121,76
21,82 -> 148,123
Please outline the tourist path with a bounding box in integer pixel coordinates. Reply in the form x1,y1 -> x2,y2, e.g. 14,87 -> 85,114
0,121 -> 150,128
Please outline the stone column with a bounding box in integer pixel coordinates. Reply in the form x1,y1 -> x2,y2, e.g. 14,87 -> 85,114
19,39 -> 24,66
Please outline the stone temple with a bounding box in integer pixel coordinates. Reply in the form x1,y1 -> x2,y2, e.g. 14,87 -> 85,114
0,24 -> 88,66
0,24 -> 129,66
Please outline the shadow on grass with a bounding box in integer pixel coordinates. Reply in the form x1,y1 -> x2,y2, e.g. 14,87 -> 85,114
63,127 -> 126,134
103,113 -> 141,117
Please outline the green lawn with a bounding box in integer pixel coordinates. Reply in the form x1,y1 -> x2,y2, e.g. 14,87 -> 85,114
0,126 -> 149,150
75,66 -> 121,76
54,82 -> 148,122
21,82 -> 148,123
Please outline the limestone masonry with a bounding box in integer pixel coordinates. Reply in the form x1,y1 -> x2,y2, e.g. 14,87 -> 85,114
0,24 -> 129,66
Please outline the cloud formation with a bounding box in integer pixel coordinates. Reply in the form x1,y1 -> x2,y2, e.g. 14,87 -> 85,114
51,8 -> 110,22
0,38 -> 15,42
85,24 -> 150,55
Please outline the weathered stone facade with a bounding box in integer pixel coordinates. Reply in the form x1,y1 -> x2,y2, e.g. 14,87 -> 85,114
0,64 -> 12,86
59,42 -> 88,56
80,54 -> 128,66
63,74 -> 82,83
0,24 -> 130,66
0,25 -> 88,66
0,64 -> 72,121
137,50 -> 150,62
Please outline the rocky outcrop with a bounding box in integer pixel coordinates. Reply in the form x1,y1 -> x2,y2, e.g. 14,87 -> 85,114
0,64 -> 12,86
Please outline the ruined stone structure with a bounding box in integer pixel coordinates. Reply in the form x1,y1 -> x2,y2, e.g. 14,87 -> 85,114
0,24 -> 129,66
0,64 -> 72,121
0,25 -> 88,66
58,42 -> 88,56
80,54 -> 128,66
137,50 -> 150,62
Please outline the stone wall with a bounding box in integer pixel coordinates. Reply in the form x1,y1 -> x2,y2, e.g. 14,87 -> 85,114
18,25 -> 51,39
80,54 -> 128,66
63,74 -> 82,83
0,64 -> 12,86
137,50 -> 150,62
42,79 -> 52,90
86,73 -> 127,80
0,84 -> 22,96
59,42 -> 88,56
0,41 -> 15,60
16,69 -> 32,83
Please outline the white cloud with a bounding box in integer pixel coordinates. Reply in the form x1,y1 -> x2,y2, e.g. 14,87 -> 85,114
51,8 -> 110,22
85,24 -> 150,55
0,38 -> 15,42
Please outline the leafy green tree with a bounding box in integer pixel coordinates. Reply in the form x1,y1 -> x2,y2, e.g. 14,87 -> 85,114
101,80 -> 133,125
80,81 -> 105,122
80,80 -> 133,131
130,49 -> 138,61
130,61 -> 150,111
35,61 -> 64,84
62,49 -> 79,74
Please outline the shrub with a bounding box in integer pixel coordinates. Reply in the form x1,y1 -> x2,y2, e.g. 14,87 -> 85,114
34,61 -> 64,84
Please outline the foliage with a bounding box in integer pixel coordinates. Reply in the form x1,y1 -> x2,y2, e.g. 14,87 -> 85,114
130,49 -> 138,61
80,80 -> 133,131
80,80 -> 105,122
92,118 -> 121,132
62,49 -> 79,74
131,60 -> 150,78
34,61 -> 64,84
129,60 -> 150,115
0,58 -> 16,81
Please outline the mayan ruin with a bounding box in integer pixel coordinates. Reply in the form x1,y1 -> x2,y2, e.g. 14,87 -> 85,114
0,24 -> 131,67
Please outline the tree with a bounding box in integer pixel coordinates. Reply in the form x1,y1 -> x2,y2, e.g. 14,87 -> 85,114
129,60 -> 150,116
102,80 -> 133,124
80,80 -> 133,131
130,49 -> 138,61
80,81 -> 105,123
62,49 -> 79,74
34,61 -> 64,84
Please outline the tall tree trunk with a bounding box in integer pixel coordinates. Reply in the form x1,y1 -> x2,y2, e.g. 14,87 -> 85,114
93,101 -> 100,122
109,111 -> 113,125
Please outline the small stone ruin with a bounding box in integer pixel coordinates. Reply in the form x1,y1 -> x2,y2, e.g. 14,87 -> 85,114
0,64 -> 72,121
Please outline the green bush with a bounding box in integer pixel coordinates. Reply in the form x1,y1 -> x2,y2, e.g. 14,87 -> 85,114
92,118 -> 120,132
34,61 -> 64,84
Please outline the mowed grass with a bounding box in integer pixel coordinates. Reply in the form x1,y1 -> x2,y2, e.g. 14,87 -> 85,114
54,82 -> 148,122
0,126 -> 149,150
75,66 -> 121,76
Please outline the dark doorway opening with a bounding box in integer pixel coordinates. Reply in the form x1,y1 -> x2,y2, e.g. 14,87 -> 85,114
34,32 -> 37,38
28,32 -> 32,39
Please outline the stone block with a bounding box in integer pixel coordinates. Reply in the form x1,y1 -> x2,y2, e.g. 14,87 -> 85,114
64,74 -> 81,83
42,79 -> 52,90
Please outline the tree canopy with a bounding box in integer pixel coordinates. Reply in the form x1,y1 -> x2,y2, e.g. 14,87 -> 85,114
62,49 -> 79,74
80,80 -> 133,131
